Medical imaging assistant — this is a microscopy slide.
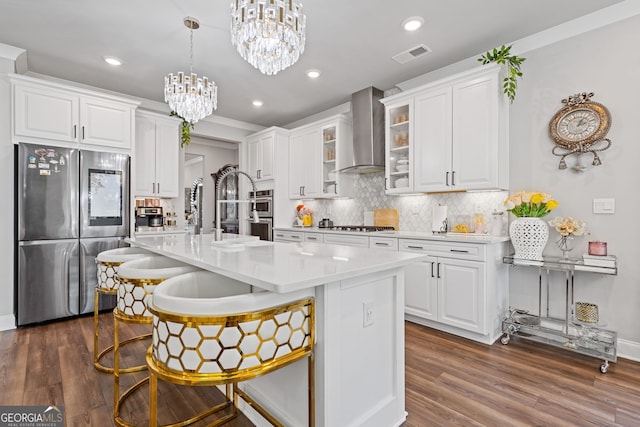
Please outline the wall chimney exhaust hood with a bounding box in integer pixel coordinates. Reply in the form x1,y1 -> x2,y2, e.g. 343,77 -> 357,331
337,86 -> 385,174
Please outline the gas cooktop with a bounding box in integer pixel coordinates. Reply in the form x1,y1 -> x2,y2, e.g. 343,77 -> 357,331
328,225 -> 395,232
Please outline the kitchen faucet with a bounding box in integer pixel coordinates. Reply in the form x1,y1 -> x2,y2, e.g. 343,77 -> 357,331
215,168 -> 259,240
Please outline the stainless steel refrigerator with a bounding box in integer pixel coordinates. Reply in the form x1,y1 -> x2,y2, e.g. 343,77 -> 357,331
16,142 -> 130,326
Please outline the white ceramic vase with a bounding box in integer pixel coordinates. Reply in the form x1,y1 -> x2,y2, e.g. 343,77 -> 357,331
509,217 -> 549,261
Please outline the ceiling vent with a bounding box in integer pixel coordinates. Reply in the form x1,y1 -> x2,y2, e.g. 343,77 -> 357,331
392,44 -> 432,64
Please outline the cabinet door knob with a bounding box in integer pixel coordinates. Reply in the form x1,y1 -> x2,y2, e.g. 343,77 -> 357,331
73,125 -> 77,139
437,263 -> 441,279
152,182 -> 156,193
257,169 -> 261,179
82,126 -> 85,140
157,183 -> 160,193
446,171 -> 450,186
452,171 -> 456,186
431,262 -> 435,278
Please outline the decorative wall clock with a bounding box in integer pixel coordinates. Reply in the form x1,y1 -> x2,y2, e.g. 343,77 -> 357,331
549,92 -> 612,172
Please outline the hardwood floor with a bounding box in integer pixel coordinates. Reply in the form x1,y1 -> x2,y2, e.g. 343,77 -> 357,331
1,314 -> 639,426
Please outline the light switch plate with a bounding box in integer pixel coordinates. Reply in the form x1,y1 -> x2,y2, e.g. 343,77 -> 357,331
593,198 -> 615,214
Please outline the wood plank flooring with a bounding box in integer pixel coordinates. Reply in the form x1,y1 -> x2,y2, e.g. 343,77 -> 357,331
1,313 -> 639,426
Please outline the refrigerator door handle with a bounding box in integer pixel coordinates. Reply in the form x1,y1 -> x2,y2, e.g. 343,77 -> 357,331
64,243 -> 80,316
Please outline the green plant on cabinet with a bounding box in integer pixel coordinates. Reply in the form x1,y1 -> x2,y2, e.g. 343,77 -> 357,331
477,44 -> 526,103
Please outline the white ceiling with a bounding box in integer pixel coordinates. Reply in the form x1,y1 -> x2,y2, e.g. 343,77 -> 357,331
0,0 -> 624,127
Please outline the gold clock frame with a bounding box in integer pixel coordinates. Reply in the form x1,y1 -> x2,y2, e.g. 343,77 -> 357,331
549,101 -> 611,149
549,92 -> 613,172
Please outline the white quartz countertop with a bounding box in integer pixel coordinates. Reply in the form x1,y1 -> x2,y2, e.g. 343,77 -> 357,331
274,226 -> 510,244
134,229 -> 187,236
126,233 -> 426,293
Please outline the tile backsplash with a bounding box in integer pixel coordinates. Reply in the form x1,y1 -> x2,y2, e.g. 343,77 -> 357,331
295,174 -> 508,233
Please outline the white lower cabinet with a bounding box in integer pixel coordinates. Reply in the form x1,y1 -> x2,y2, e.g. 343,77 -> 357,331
303,232 -> 324,243
437,257 -> 486,333
404,257 -> 437,320
369,236 -> 398,250
322,234 -> 369,248
273,230 -> 304,243
400,238 -> 507,344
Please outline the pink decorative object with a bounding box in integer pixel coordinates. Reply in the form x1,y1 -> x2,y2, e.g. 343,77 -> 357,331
588,241 -> 607,256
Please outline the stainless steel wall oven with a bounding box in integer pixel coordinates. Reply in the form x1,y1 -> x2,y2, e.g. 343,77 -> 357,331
248,190 -> 273,240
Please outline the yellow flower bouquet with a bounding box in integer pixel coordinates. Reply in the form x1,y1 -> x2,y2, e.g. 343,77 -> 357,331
503,191 -> 558,218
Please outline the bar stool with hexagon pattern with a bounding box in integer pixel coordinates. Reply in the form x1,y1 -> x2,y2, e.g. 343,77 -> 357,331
146,271 -> 315,427
113,255 -> 200,426
94,246 -> 151,373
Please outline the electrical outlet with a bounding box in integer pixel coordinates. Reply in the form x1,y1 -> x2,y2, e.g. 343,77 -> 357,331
363,301 -> 375,327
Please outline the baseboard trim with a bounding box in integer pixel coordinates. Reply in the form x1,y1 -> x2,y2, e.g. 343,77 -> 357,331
617,339 -> 640,362
0,314 -> 16,331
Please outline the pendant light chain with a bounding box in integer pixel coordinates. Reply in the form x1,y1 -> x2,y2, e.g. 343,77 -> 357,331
189,20 -> 194,75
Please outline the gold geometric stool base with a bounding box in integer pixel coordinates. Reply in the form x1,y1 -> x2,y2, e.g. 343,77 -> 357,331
94,288 -> 150,374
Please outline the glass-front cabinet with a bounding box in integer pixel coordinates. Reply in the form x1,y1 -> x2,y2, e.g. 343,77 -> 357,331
288,114 -> 353,199
384,101 -> 413,193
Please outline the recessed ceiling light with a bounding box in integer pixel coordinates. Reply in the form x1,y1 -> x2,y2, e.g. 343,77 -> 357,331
306,69 -> 321,79
402,16 -> 424,32
252,100 -> 263,107
103,56 -> 123,66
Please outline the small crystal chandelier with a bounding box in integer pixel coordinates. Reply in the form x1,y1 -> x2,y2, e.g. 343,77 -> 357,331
164,17 -> 217,123
230,0 -> 306,76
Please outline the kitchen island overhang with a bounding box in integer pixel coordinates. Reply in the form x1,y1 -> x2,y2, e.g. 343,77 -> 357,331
125,234 -> 425,293
126,234 -> 426,427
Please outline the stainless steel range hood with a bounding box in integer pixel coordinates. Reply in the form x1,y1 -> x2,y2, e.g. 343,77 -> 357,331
337,87 -> 385,174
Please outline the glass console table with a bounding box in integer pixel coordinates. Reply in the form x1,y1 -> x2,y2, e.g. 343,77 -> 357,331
502,255 -> 617,373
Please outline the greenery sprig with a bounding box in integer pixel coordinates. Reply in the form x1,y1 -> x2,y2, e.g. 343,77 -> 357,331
170,111 -> 194,147
478,45 -> 526,103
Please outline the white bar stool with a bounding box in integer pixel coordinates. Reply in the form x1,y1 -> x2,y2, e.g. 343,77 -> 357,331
94,247 -> 151,373
113,256 -> 200,427
147,272 -> 315,427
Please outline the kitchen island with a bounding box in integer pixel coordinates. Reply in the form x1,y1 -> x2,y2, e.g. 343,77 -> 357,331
126,233 -> 426,427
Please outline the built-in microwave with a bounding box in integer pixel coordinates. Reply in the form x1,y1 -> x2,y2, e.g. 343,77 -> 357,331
249,189 -> 273,218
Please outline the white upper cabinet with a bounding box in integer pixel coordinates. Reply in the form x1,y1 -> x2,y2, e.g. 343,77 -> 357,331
289,114 -> 353,199
289,125 -> 321,198
413,86 -> 452,191
13,84 -> 78,142
133,111 -> 180,197
9,74 -> 138,150
246,127 -> 288,182
79,96 -> 134,149
382,64 -> 508,193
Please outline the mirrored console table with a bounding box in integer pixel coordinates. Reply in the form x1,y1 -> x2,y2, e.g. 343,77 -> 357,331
502,255 -> 617,373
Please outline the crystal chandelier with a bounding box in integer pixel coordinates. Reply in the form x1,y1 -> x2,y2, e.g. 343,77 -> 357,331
164,17 -> 217,123
230,0 -> 306,76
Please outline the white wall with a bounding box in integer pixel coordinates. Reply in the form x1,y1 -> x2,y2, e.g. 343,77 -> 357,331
507,14 -> 640,352
0,57 -> 15,329
184,137 -> 239,233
